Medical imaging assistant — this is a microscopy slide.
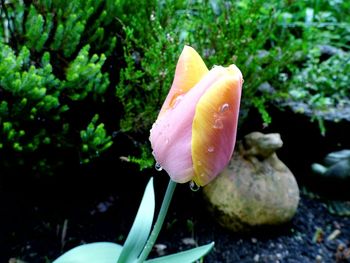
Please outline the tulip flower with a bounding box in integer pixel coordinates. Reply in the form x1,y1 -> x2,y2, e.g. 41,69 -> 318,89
150,45 -> 243,186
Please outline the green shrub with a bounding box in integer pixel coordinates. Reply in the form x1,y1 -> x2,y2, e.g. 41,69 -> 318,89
116,0 -> 302,168
288,49 -> 350,111
280,0 -> 350,49
0,0 -> 119,174
277,0 -> 350,133
1,0 -> 348,173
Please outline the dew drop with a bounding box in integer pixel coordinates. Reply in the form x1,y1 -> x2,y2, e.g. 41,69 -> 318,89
155,162 -> 163,171
172,95 -> 184,108
189,180 -> 200,192
213,119 -> 224,129
165,138 -> 169,144
220,103 -> 229,113
208,146 -> 215,152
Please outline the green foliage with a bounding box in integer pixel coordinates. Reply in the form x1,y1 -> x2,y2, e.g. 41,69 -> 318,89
0,0 -> 120,173
0,43 -> 63,153
116,0 -> 301,166
117,0 -> 298,131
65,45 -> 109,100
281,0 -> 350,49
289,50 -> 350,111
276,0 -> 350,133
80,114 -> 113,164
1,0 -> 349,172
128,144 -> 155,170
116,22 -> 179,133
1,0 -> 118,56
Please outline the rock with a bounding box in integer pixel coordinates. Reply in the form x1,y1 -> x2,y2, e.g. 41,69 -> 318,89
203,132 -> 300,232
154,243 -> 167,256
312,159 -> 350,181
324,149 -> 350,166
311,149 -> 350,199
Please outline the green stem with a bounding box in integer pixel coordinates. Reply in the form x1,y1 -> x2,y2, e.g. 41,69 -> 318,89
136,179 -> 177,263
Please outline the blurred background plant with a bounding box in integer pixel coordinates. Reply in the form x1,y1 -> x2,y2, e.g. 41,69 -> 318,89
0,0 -> 349,175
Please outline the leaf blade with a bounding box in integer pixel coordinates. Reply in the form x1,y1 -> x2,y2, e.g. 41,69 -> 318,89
52,242 -> 123,263
117,178 -> 155,263
145,242 -> 214,263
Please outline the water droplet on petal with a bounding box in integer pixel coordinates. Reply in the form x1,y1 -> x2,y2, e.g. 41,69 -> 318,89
213,119 -> 224,129
172,95 -> 184,108
165,138 -> 169,144
208,146 -> 215,152
189,180 -> 200,192
220,103 -> 229,113
155,162 -> 163,171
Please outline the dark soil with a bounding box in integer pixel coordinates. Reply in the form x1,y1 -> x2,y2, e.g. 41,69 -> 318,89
1,163 -> 350,263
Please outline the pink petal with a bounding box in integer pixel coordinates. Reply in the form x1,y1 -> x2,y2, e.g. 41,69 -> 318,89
150,66 -> 229,183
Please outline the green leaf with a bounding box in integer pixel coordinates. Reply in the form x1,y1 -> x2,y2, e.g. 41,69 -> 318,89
145,242 -> 214,263
117,178 -> 155,263
52,242 -> 123,263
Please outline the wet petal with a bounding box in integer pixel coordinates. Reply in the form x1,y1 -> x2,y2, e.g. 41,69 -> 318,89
159,45 -> 208,116
191,65 -> 243,186
150,66 -> 229,183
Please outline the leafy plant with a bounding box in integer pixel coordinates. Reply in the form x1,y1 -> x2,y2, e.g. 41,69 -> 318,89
0,0 -> 119,174
80,114 -> 113,164
53,178 -> 214,263
280,0 -> 350,50
116,0 -> 301,168
288,49 -> 350,112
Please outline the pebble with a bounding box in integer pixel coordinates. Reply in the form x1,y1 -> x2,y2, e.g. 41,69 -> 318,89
181,237 -> 196,246
154,243 -> 167,256
327,229 -> 341,241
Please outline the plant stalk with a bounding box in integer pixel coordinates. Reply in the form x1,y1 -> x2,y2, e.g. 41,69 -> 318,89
136,179 -> 177,262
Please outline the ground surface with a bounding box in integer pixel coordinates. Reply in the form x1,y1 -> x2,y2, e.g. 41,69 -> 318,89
0,168 -> 349,263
